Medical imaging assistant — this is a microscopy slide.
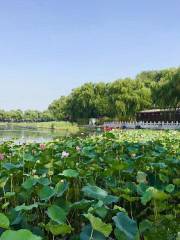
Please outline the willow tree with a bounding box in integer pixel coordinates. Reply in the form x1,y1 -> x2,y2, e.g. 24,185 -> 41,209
155,68 -> 180,110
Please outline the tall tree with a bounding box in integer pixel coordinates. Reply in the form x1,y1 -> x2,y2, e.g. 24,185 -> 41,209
48,96 -> 68,120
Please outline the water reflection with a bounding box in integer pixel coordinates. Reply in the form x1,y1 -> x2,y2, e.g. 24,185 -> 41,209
0,125 -> 71,143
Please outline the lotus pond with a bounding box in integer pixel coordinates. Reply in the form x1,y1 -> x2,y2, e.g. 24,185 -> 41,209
0,130 -> 179,240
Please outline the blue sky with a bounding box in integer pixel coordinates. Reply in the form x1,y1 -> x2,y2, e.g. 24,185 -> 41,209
0,0 -> 180,110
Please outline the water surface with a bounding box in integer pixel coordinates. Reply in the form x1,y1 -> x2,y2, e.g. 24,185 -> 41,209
0,125 -> 72,143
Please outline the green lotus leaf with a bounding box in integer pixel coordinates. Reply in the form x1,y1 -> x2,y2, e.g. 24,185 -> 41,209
84,213 -> 112,237
15,203 -> 38,211
45,222 -> 72,236
71,199 -> 94,210
4,192 -> 15,198
24,153 -> 36,162
173,178 -> 180,186
60,169 -> 79,178
141,187 -> 169,205
151,188 -> 169,201
47,205 -> 67,224
22,177 -> 37,190
0,177 -> 9,188
136,183 -> 148,196
113,205 -> 126,213
103,194 -> 119,205
114,228 -> 127,240
150,162 -> 167,168
159,174 -> 169,183
80,224 -> 106,240
38,186 -> 55,201
2,163 -> 23,170
141,189 -> 153,205
1,202 -> 10,210
165,184 -> 175,193
55,180 -> 69,197
113,212 -> 139,240
95,206 -> 108,219
37,177 -> 51,186
139,219 -> 153,234
0,229 -> 42,240
82,185 -> 108,201
0,213 -> 10,229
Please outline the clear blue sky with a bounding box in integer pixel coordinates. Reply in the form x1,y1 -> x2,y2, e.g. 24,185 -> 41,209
0,0 -> 180,110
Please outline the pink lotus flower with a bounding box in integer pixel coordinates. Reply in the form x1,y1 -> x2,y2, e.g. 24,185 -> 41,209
40,143 -> 46,150
0,153 -> 4,161
61,151 -> 69,158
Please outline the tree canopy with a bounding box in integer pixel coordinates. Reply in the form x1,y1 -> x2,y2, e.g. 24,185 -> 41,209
0,109 -> 53,122
48,67 -> 180,122
0,67 -> 179,122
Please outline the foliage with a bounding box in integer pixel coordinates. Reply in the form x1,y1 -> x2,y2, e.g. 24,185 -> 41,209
0,130 -> 179,239
0,109 -> 54,122
0,67 -> 179,122
48,96 -> 69,121
48,67 -> 180,121
155,68 -> 180,109
0,229 -> 42,240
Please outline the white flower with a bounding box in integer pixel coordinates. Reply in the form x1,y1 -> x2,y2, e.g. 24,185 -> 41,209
61,151 -> 69,158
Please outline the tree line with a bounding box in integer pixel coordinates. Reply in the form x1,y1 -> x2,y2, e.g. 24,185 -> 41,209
48,67 -> 180,122
0,109 -> 53,122
0,67 -> 179,123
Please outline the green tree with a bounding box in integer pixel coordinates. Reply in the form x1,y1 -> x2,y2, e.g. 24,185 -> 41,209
155,68 -> 180,110
48,96 -> 68,120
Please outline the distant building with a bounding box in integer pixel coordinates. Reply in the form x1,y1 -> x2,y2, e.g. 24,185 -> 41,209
137,108 -> 180,122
